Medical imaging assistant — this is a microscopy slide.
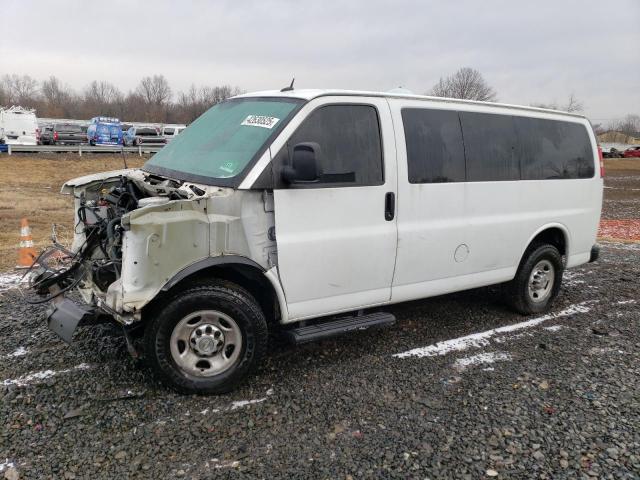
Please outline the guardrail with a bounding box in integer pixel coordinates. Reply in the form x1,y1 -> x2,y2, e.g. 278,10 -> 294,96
0,144 -> 164,156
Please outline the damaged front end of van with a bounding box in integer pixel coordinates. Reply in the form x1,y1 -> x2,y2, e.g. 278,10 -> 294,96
26,166 -> 280,353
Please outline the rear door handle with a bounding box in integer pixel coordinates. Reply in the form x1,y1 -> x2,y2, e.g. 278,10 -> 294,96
384,192 -> 395,221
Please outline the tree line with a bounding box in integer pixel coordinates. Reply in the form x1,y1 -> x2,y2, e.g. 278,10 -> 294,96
427,67 -> 639,137
2,70 -> 638,136
0,73 -> 242,124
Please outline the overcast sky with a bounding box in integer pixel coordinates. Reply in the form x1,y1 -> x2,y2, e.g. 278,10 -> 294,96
2,0 -> 639,123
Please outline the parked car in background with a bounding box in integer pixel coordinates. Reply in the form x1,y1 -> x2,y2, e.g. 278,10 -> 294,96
52,123 -> 85,145
0,106 -> 38,145
623,146 -> 640,158
603,147 -> 622,158
161,124 -> 186,142
87,117 -> 123,146
40,125 -> 54,145
123,126 -> 167,146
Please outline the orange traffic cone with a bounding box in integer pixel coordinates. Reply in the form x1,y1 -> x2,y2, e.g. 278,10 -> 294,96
16,218 -> 37,269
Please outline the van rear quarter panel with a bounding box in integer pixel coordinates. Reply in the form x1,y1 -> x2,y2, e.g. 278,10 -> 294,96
389,98 -> 602,302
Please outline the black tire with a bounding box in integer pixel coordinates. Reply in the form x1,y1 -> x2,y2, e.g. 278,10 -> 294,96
505,244 -> 564,315
144,280 -> 268,394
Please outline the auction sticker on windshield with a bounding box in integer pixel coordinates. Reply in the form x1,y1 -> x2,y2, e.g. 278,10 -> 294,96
241,115 -> 280,129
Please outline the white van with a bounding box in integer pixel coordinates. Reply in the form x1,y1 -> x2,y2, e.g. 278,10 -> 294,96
32,89 -> 602,394
161,124 -> 187,142
0,106 -> 38,145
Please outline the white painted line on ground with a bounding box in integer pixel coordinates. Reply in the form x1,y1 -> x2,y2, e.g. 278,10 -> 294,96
393,301 -> 596,359
453,352 -> 512,370
2,363 -> 92,387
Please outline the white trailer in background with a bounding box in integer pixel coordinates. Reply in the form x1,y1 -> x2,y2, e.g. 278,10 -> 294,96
0,106 -> 38,145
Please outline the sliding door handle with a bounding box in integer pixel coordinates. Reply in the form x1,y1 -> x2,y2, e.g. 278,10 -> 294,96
384,192 -> 395,221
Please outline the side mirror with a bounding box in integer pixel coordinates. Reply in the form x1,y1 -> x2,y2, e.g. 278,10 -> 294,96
282,142 -> 322,184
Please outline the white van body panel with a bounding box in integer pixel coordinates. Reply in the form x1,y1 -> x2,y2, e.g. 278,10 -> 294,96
272,96 -> 399,320
386,97 -> 602,303
239,90 -> 601,321
0,106 -> 38,145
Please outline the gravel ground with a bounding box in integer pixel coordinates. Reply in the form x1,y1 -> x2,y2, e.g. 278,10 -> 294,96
1,170 -> 639,479
1,244 -> 638,480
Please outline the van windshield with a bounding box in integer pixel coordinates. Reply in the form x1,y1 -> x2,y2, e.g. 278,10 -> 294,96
144,97 -> 303,185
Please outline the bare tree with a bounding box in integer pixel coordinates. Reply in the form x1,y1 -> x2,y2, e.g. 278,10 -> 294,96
1,72 -> 242,123
84,80 -> 122,105
39,76 -> 78,117
175,84 -> 242,123
564,93 -> 583,113
136,75 -> 172,106
532,93 -> 584,113
608,114 -> 640,136
429,67 -> 497,102
1,74 -> 40,106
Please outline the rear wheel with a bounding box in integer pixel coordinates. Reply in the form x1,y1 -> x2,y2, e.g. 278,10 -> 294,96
144,280 -> 268,394
505,244 -> 564,314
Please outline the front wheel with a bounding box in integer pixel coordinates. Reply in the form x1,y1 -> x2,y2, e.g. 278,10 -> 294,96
505,244 -> 564,315
144,280 -> 268,394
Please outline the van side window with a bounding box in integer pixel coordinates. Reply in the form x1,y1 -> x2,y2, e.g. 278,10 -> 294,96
516,117 -> 594,179
460,112 -> 520,182
402,108 -> 465,183
275,104 -> 384,187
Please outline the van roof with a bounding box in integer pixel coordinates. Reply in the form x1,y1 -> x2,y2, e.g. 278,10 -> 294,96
234,89 -> 586,119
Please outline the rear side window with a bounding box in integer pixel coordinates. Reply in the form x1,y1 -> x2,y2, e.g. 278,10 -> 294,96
164,128 -> 175,135
402,108 -> 465,183
515,117 -> 594,179
137,128 -> 158,136
460,112 -> 520,181
277,104 -> 383,187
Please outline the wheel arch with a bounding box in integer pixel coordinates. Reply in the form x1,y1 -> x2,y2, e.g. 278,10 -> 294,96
149,256 -> 287,325
521,223 -> 570,260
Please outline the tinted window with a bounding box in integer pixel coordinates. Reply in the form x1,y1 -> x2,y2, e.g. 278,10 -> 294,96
163,128 -> 175,135
137,128 -> 158,136
402,108 -> 465,183
56,124 -> 82,132
460,112 -> 520,181
516,117 -> 594,179
276,104 -> 383,187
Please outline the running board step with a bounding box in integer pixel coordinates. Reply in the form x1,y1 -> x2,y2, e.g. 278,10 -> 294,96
285,312 -> 396,345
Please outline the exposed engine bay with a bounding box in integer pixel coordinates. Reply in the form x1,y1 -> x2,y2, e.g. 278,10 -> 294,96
25,171 -> 209,305
22,167 -> 277,347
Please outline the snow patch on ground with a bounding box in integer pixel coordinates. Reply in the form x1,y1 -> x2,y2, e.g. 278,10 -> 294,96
199,392 -> 271,416
563,270 -> 586,286
394,301 -> 596,359
0,460 -> 15,472
617,299 -> 636,305
230,398 -> 267,410
0,347 -> 29,359
0,273 -> 24,292
2,346 -> 28,359
544,325 -> 565,332
2,363 -> 92,387
454,352 -> 511,370
602,241 -> 640,251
